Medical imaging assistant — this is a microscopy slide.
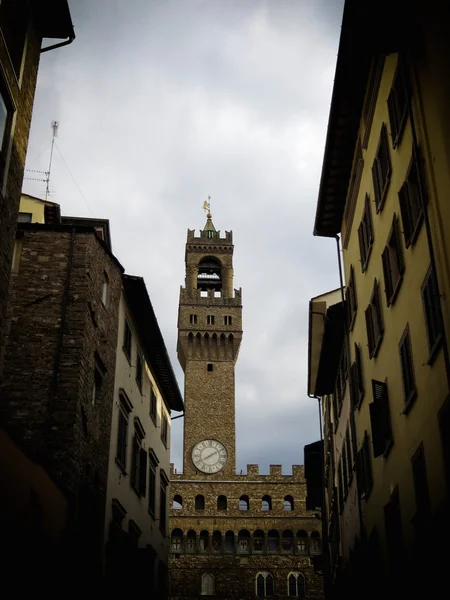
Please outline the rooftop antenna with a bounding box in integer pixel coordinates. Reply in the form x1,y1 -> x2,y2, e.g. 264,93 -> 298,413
45,120 -> 59,200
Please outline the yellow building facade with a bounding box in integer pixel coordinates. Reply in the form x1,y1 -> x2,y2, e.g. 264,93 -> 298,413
310,0 -> 450,598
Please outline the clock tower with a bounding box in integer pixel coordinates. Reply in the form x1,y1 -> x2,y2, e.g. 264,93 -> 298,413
177,211 -> 242,479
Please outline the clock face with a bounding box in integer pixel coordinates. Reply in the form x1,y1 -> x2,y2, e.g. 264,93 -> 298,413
192,439 -> 228,474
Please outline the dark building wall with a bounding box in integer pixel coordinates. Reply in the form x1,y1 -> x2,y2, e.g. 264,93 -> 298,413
0,226 -> 122,575
0,10 -> 42,377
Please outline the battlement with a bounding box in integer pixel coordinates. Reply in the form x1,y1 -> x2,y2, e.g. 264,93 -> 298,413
187,229 -> 233,244
179,286 -> 242,305
169,463 -> 305,482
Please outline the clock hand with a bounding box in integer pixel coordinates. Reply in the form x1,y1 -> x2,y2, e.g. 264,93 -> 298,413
202,449 -> 219,461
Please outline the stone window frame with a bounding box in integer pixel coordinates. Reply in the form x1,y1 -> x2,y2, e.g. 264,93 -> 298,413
206,314 -> 215,325
287,572 -> 306,598
261,495 -> 272,511
238,495 -> 249,511
201,573 -> 215,595
283,495 -> 294,511
256,572 -> 274,598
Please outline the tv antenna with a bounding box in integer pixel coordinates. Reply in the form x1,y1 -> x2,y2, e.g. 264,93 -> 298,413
45,120 -> 59,200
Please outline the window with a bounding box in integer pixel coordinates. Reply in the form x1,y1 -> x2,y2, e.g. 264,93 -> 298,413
345,428 -> 353,483
131,418 -> 147,497
101,271 -> 109,307
186,530 -> 197,552
0,0 -> 28,79
296,531 -> 308,554
281,530 -> 294,552
224,530 -> 234,552
212,530 -> 221,552
239,495 -> 249,510
92,352 -> 105,406
190,314 -> 197,325
206,314 -> 214,325
253,529 -> 264,552
161,413 -> 168,447
199,530 -> 209,551
384,486 -> 404,575
195,494 -> 205,510
148,451 -> 158,516
224,315 -> 232,326
261,495 -> 272,511
288,573 -> 305,598
356,432 -> 373,499
365,279 -> 383,358
421,266 -> 442,361
116,391 -> 133,471
411,442 -> 430,523
256,572 -> 274,598
369,379 -> 393,458
159,470 -> 168,535
171,528 -> 183,553
358,194 -> 374,272
123,319 -> 132,360
207,363 -> 213,372
0,73 -> 13,185
284,495 -> 294,511
388,58 -> 409,148
206,230 -> 214,239
172,494 -> 183,510
18,212 -> 32,223
267,530 -> 279,553
136,351 -> 143,391
382,214 -> 404,306
399,326 -> 416,410
150,386 -> 157,424
335,345 -> 348,415
350,343 -> 364,409
362,55 -> 385,149
345,266 -> 357,330
201,573 -> 215,595
372,123 -> 391,211
399,152 -> 426,248
217,495 -> 227,510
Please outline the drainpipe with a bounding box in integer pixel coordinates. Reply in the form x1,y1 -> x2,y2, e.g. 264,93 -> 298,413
41,34 -> 75,54
334,234 -> 366,541
402,51 -> 450,393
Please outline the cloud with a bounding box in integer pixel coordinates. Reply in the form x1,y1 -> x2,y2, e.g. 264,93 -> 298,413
24,0 -> 344,472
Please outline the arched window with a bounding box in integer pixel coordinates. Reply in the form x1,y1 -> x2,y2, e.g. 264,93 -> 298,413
296,530 -> 308,554
261,495 -> 272,511
239,495 -> 249,510
224,530 -> 234,553
212,530 -> 222,552
201,573 -> 215,596
284,495 -> 294,511
197,257 -> 222,292
310,531 -> 321,554
172,494 -> 183,509
195,494 -> 205,510
237,529 -> 250,553
253,529 -> 265,553
170,528 -> 183,553
267,529 -> 279,553
199,530 -> 209,552
288,572 -> 306,597
186,529 -> 196,553
217,495 -> 227,511
256,572 -> 274,598
281,530 -> 294,552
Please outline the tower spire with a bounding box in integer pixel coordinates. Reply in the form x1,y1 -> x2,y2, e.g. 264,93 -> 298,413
202,196 -> 216,232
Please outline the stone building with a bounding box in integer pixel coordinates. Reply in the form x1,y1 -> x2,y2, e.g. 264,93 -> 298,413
309,0 -> 450,598
0,0 -> 74,378
169,213 -> 324,600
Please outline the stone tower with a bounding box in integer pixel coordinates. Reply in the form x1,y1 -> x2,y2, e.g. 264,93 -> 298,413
177,211 -> 242,478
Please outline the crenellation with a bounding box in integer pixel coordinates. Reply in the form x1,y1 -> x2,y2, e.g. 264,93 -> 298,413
187,229 -> 233,243
269,465 -> 282,478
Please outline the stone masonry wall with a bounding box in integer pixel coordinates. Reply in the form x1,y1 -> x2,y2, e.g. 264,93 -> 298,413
0,15 -> 42,378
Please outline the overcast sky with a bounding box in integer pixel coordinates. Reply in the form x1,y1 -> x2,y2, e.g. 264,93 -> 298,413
24,0 -> 344,474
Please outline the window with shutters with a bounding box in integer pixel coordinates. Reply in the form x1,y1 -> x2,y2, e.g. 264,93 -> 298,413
346,266 -> 357,330
369,379 -> 393,458
161,412 -> 169,447
136,350 -> 143,392
149,386 -> 157,424
362,55 -> 385,149
356,432 -> 373,499
365,279 -> 384,358
131,418 -> 147,497
148,450 -> 158,517
382,214 -> 404,306
372,124 -> 391,212
358,195 -> 374,272
350,343 -> 365,409
123,319 -> 132,361
345,428 -> 353,484
116,391 -> 133,472
387,58 -> 409,148
399,326 -> 416,411
342,443 -> 348,498
421,266 -> 443,363
384,486 -> 405,575
338,461 -> 344,513
399,152 -> 426,248
335,347 -> 348,415
159,470 -> 168,535
411,442 -> 430,525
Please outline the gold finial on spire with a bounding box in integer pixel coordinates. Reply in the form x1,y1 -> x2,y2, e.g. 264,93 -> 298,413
203,196 -> 212,218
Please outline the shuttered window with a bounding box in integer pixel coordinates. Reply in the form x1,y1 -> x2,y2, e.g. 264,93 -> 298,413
372,124 -> 391,212
365,279 -> 384,358
356,432 -> 373,499
346,266 -> 357,330
369,379 -> 393,458
399,326 -> 416,410
421,266 -> 443,362
358,195 -> 374,272
399,152 -> 426,248
382,214 -> 404,306
387,58 -> 409,148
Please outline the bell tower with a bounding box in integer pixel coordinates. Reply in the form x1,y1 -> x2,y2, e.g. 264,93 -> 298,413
177,210 -> 242,478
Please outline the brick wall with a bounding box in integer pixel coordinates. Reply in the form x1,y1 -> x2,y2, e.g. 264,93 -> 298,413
0,226 -> 123,574
0,17 -> 41,377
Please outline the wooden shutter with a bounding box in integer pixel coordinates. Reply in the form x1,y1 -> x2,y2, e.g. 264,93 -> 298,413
372,159 -> 381,209
365,305 -> 374,356
358,222 -> 366,271
355,343 -> 364,398
398,183 -> 412,247
139,448 -> 147,496
382,245 -> 393,303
